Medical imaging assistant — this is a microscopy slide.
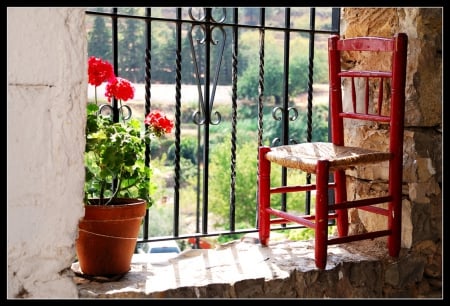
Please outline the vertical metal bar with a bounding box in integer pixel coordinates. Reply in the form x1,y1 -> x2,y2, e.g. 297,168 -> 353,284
306,8 -> 316,144
305,7 -> 316,214
229,8 -> 239,231
201,8 -> 212,234
256,8 -> 266,228
257,7 -> 266,149
281,8 -> 291,213
196,126 -> 201,237
191,13 -> 202,238
173,8 -> 182,237
110,8 -> 119,194
331,8 -> 341,33
282,8 -> 291,147
142,7 -> 152,240
111,8 -> 119,123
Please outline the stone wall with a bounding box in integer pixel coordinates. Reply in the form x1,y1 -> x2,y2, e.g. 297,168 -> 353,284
341,7 -> 442,296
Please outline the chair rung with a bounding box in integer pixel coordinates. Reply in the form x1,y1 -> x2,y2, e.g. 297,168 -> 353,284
267,208 -> 316,228
267,208 -> 339,229
270,184 -> 317,194
330,196 -> 392,212
339,70 -> 391,78
327,229 -> 391,245
339,112 -> 390,122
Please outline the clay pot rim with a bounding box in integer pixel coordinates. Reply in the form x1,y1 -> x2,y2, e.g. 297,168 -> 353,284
85,198 -> 146,207
79,216 -> 143,223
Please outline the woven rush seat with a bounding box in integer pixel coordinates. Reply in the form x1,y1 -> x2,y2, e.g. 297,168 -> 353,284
265,142 -> 392,173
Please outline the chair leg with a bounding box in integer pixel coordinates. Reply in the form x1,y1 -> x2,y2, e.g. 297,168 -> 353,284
388,199 -> 401,257
386,153 -> 403,257
258,146 -> 271,246
315,159 -> 329,269
334,170 -> 349,237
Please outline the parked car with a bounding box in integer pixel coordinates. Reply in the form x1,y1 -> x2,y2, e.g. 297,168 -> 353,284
135,240 -> 180,255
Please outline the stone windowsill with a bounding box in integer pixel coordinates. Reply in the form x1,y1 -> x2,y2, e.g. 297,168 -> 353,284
72,238 -> 418,298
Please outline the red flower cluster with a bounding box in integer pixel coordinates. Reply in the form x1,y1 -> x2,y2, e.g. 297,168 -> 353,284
88,56 -> 135,103
105,77 -> 135,102
144,110 -> 174,137
87,56 -> 173,137
88,57 -> 114,86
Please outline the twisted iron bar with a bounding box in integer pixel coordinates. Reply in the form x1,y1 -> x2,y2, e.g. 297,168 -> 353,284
257,29 -> 265,148
172,8 -> 183,237
229,10 -> 238,231
256,10 -> 266,228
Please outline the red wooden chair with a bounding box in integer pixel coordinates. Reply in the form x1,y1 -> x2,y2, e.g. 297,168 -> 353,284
258,33 -> 408,269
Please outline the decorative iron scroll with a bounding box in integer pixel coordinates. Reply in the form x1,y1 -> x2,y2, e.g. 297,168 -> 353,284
270,106 -> 299,146
98,103 -> 132,121
188,8 -> 226,126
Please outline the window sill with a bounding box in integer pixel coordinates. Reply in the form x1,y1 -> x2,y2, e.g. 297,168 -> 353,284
72,238 -> 437,298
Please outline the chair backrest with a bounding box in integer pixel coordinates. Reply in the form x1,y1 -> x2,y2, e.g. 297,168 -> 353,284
328,34 -> 408,155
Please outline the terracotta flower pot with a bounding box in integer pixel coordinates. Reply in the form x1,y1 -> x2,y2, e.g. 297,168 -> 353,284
76,198 -> 147,276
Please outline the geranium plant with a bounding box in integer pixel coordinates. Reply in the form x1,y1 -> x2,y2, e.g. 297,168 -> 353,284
85,56 -> 173,206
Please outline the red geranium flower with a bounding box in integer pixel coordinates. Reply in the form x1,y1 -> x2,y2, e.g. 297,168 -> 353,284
88,56 -> 115,86
144,110 -> 174,137
105,77 -> 135,102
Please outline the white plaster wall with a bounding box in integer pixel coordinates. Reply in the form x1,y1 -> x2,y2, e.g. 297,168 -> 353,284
7,7 -> 86,299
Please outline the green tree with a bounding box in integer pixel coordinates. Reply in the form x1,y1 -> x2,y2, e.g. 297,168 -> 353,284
237,32 -> 329,104
237,32 -> 281,103
152,25 -> 177,84
168,136 -> 199,165
208,141 -> 258,229
87,11 -> 112,61
119,8 -> 145,83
